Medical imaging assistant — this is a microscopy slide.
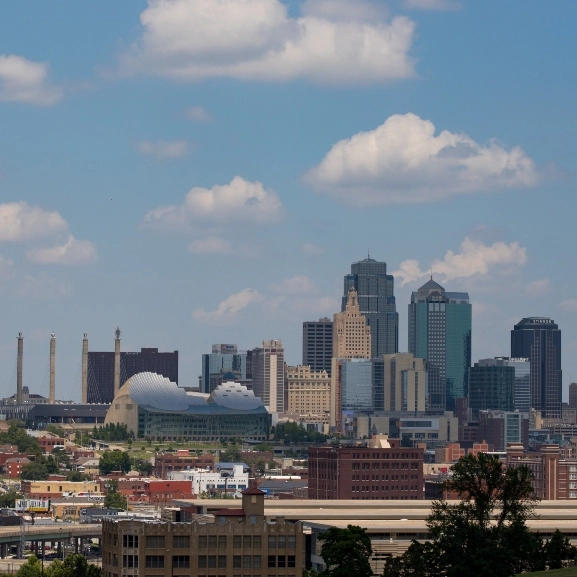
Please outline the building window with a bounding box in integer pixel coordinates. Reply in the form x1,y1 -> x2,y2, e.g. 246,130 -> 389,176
172,556 -> 190,569
122,555 -> 138,568
145,556 -> 164,569
243,535 -> 252,548
233,556 -> 241,568
268,536 -> 276,548
243,555 -> 252,568
253,555 -> 261,568
198,535 -> 207,549
198,556 -> 207,569
268,556 -> 276,568
208,535 -> 217,548
218,536 -> 227,549
253,535 -> 262,548
208,555 -> 217,568
146,536 -> 165,548
288,555 -> 296,568
287,535 -> 296,549
218,555 -> 226,568
233,536 -> 242,548
278,535 -> 286,549
278,555 -> 286,568
172,535 -> 190,548
123,535 -> 139,548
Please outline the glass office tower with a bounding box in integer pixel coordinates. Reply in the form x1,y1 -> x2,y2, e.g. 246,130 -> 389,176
343,258 -> 399,358
511,318 -> 562,419
408,278 -> 471,412
201,344 -> 247,394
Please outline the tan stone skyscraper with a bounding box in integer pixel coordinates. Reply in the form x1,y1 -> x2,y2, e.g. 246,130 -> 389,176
333,287 -> 371,359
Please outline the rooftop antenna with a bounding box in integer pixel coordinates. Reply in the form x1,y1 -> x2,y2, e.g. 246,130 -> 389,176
368,248 -> 370,259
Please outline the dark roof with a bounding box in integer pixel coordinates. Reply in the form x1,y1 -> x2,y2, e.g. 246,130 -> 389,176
215,508 -> 246,516
242,487 -> 265,495
419,278 -> 444,292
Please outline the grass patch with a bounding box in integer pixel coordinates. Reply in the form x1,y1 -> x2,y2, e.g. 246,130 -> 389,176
517,567 -> 577,576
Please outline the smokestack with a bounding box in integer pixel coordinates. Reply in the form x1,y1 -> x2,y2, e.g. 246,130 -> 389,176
114,326 -> 121,397
49,333 -> 56,404
82,334 -> 88,403
16,333 -> 23,405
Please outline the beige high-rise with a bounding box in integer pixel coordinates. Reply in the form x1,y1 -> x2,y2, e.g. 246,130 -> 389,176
382,353 -> 427,412
332,288 -> 371,359
286,365 -> 331,424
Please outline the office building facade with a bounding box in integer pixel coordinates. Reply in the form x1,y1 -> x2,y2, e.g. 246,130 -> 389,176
333,288 -> 372,359
478,357 -> 530,413
286,366 -> 331,423
87,347 -> 178,404
201,344 -> 247,394
511,317 -> 562,419
570,383 -> 577,410
302,318 -> 333,376
251,340 -> 286,414
469,362 -> 515,420
408,278 -> 471,412
343,257 -> 399,357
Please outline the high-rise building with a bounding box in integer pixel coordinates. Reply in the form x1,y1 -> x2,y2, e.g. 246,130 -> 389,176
511,317 -> 562,419
251,340 -> 286,413
479,410 -> 529,451
201,344 -> 247,394
286,365 -> 331,423
87,347 -> 178,404
302,318 -> 333,375
375,353 -> 427,413
478,357 -> 530,413
469,361 -> 515,420
333,288 -> 371,359
408,278 -> 471,412
343,257 -> 399,357
569,383 -> 577,410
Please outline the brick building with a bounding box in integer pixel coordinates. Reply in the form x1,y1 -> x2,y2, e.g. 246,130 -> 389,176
38,436 -> 66,452
102,488 -> 303,577
308,436 -> 423,500
145,480 -> 195,505
5,457 -> 31,478
153,451 -> 214,479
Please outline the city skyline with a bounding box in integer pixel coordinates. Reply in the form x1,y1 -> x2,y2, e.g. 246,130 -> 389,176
0,2 -> 575,402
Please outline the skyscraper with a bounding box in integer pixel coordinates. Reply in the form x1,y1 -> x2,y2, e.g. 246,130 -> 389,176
408,278 -> 471,412
570,382 -> 577,410
343,257 -> 398,357
201,344 -> 247,394
302,317 -> 333,376
511,317 -> 562,419
478,357 -> 530,413
333,288 -> 371,359
251,340 -> 286,413
469,361 -> 515,420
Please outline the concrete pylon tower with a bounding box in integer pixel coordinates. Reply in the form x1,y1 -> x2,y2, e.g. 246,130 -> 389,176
81,334 -> 88,403
113,326 -> 121,397
16,333 -> 23,405
49,333 -> 56,404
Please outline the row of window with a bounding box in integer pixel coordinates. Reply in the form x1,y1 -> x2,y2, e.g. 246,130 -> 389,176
350,474 -> 418,481
351,485 -> 419,492
349,462 -> 418,470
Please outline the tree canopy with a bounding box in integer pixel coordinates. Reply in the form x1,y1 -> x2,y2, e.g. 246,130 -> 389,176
383,452 -> 575,577
318,525 -> 373,577
0,424 -> 42,455
273,422 -> 327,444
99,450 -> 131,475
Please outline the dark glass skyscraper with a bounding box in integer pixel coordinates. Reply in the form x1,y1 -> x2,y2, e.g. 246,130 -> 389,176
302,318 -> 333,376
408,279 -> 471,412
511,317 -> 562,419
469,362 -> 515,420
343,258 -> 398,358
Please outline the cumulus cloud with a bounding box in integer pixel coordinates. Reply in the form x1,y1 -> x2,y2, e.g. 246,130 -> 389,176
119,0 -> 415,84
193,288 -> 264,322
560,299 -> 577,313
393,237 -> 528,286
403,0 -> 461,10
305,113 -> 539,205
185,106 -> 212,122
0,54 -> 62,106
271,275 -> 316,295
0,202 -> 67,242
26,235 -> 98,265
526,278 -> 552,296
144,176 -> 283,230
187,236 -> 257,257
301,242 -> 325,257
136,139 -> 189,159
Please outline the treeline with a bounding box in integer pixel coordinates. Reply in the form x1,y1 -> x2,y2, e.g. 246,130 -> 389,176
75,423 -> 133,445
272,422 -> 327,444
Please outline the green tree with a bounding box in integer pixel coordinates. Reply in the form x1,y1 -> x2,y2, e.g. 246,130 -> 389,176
0,490 -> 23,508
66,471 -> 83,482
16,556 -> 42,577
383,453 -> 542,577
99,451 -> 131,475
0,424 -> 42,455
136,461 -> 153,475
221,446 -> 242,462
46,425 -> 66,438
545,528 -> 576,569
104,490 -> 127,510
20,461 -> 49,480
45,554 -> 101,577
318,525 -> 373,577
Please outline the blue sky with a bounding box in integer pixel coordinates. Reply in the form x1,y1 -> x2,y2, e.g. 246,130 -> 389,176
0,0 -> 575,402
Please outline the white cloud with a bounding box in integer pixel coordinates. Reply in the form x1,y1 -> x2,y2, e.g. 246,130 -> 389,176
119,0 -> 415,84
0,202 -> 67,241
403,0 -> 461,10
185,106 -> 212,122
393,237 -> 528,286
526,278 -> 552,296
193,288 -> 264,322
301,242 -> 325,257
0,54 -> 62,106
560,299 -> 577,313
187,236 -> 257,257
26,235 -> 98,265
144,176 -> 283,230
271,275 -> 316,295
136,139 -> 189,159
305,113 -> 539,205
